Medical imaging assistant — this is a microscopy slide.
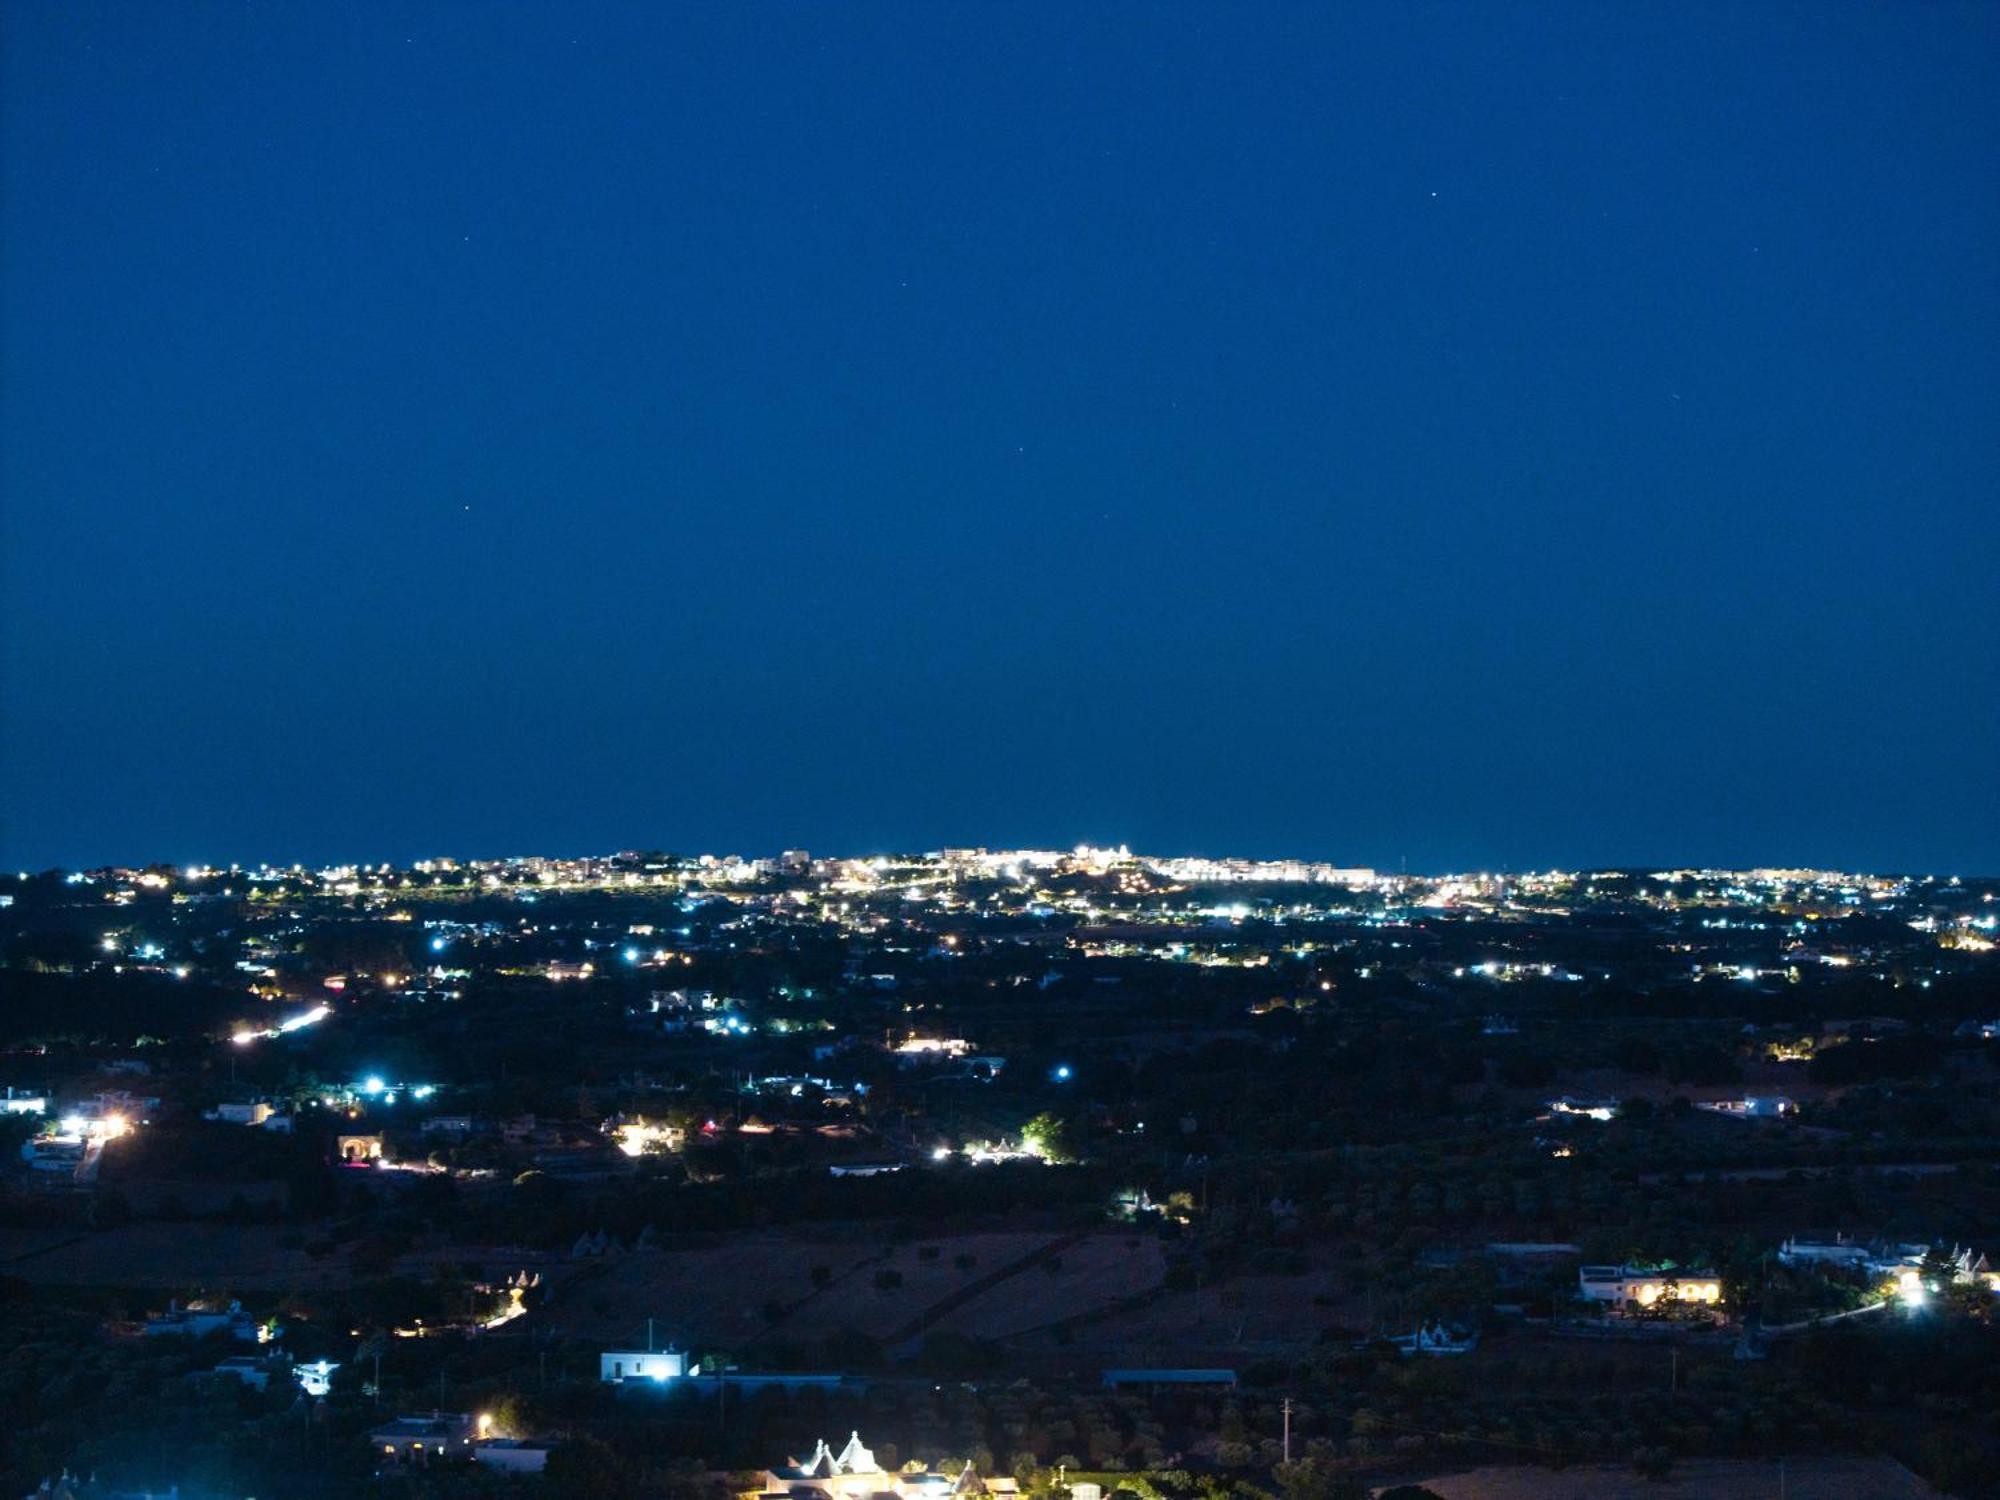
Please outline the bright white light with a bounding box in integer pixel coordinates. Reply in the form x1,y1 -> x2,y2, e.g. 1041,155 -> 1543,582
430,936 -> 448,952
623,946 -> 641,963
296,1360 -> 337,1397
1053,1064 -> 1072,1081
362,1076 -> 386,1096
932,1146 -> 952,1162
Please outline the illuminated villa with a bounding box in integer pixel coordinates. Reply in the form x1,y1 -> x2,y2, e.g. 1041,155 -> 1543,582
1579,1264 -> 1723,1311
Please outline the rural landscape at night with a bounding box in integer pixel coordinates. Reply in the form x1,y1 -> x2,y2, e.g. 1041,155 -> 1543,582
3,2 -> 1995,1497
1,852 -> 1997,1495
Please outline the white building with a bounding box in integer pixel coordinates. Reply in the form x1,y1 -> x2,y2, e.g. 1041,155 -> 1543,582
371,1413 -> 475,1466
895,1037 -> 971,1062
20,1135 -> 86,1171
1697,1095 -> 1795,1119
144,1300 -> 266,1342
1578,1265 -> 1722,1310
1383,1322 -> 1478,1355
600,1347 -> 685,1383
1777,1235 -> 1875,1272
206,1101 -> 274,1127
476,1439 -> 553,1473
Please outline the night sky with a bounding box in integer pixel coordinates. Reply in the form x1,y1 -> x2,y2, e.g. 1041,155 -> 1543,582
4,4 -> 1996,874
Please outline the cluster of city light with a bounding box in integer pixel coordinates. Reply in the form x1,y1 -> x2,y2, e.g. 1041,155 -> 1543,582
350,1077 -> 435,1104
1548,1099 -> 1617,1123
1631,1278 -> 1721,1306
1453,960 -> 1584,982
932,1137 -> 1047,1166
52,848 -> 1989,918
230,1003 -> 332,1046
613,1120 -> 680,1157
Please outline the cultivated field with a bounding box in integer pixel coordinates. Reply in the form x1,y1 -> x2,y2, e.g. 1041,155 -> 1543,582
536,1228 -> 1169,1350
1010,1262 -> 1355,1362
931,1231 -> 1165,1341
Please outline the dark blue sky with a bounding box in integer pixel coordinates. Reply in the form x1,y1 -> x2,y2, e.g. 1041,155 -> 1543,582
4,4 -> 1996,873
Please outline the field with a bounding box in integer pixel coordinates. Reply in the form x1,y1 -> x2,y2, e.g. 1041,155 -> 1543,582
0,1223 -> 554,1293
1398,1456 -> 1937,1498
1008,1247 -> 1380,1364
0,1221 -> 1172,1353
537,1228 -> 1166,1351
0,1223 -> 332,1289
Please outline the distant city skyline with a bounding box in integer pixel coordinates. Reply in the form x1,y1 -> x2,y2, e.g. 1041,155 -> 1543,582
20,841 -> 1994,883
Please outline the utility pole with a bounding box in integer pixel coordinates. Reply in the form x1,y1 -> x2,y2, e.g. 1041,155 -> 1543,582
1669,1348 -> 1678,1395
1281,1398 -> 1292,1465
